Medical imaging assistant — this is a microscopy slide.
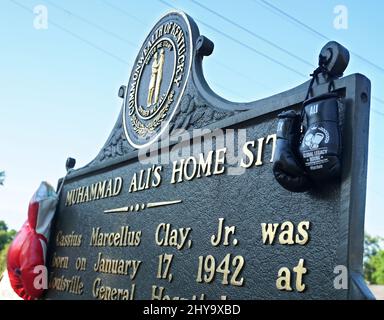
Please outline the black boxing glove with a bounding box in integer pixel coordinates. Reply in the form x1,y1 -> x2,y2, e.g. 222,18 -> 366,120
273,110 -> 310,192
299,93 -> 341,181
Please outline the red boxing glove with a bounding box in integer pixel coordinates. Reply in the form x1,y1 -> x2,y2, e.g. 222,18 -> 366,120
7,222 -> 32,300
7,182 -> 58,300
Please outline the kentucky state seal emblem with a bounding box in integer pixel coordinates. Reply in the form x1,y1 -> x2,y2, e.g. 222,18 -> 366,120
123,11 -> 196,148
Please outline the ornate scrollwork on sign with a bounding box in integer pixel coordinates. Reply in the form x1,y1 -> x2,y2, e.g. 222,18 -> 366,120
130,90 -> 175,137
96,115 -> 134,163
169,93 -> 235,132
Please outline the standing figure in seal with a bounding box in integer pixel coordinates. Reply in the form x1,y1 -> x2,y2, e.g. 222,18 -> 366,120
154,48 -> 165,104
147,52 -> 159,106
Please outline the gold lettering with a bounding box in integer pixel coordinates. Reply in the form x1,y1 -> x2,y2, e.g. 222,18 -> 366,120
278,221 -> 295,245
155,223 -> 191,250
152,285 -> 164,300
96,181 -> 106,199
104,179 -> 113,198
261,223 -> 279,245
266,133 -> 277,162
152,166 -> 162,187
293,259 -> 307,292
75,257 -> 87,271
65,190 -> 74,206
113,177 -> 123,195
83,186 -> 89,202
129,173 -> 138,192
171,159 -> 184,184
276,267 -> 293,291
296,221 -> 310,245
255,137 -> 265,166
90,183 -> 98,200
213,148 -> 226,175
92,278 -> 134,300
276,259 -> 307,292
211,218 -> 237,247
64,177 -> 123,206
261,221 -> 311,245
197,151 -> 213,177
51,252 -> 69,269
49,275 -> 84,295
56,231 -> 82,247
90,226 -> 141,247
94,252 -> 141,279
76,187 -> 84,203
240,141 -> 255,168
184,156 -> 197,181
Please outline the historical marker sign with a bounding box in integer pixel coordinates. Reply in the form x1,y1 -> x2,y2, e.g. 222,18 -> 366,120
44,11 -> 373,300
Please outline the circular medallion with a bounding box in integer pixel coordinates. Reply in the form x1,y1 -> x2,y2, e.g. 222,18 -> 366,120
123,11 -> 195,148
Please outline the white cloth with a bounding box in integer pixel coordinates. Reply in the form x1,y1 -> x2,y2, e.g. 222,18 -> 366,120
0,271 -> 22,300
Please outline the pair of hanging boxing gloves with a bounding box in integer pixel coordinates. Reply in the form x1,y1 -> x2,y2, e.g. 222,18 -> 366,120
273,92 -> 342,192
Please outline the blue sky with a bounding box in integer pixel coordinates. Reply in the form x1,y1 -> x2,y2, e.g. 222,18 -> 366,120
0,0 -> 383,237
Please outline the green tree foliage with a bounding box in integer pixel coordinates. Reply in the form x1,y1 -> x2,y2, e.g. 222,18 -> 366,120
0,221 -> 16,252
0,221 -> 16,273
0,243 -> 10,274
364,234 -> 382,260
0,171 -> 5,185
0,220 -> 8,231
364,233 -> 384,284
369,251 -> 384,284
